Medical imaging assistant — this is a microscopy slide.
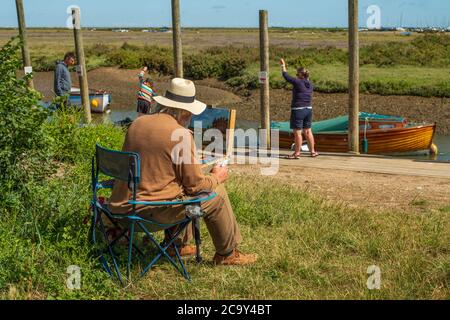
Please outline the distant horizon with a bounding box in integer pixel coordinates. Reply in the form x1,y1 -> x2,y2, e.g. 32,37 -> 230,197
1,25 -> 448,30
1,0 -> 449,29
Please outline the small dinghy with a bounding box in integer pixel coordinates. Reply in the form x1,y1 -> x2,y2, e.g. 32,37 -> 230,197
69,88 -> 112,113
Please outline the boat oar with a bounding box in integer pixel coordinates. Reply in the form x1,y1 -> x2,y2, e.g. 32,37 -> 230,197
362,117 -> 369,154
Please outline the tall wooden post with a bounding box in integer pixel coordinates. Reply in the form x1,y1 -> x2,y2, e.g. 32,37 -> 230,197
72,7 -> 91,123
171,0 -> 183,78
15,0 -> 34,89
259,10 -> 270,148
348,0 -> 359,153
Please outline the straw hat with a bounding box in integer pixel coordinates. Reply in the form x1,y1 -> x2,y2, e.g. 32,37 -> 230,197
153,78 -> 206,115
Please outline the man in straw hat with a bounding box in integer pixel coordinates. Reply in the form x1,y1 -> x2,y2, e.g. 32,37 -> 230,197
108,78 -> 257,266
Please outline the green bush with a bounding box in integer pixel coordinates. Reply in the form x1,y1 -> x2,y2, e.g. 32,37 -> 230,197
44,107 -> 125,163
185,54 -> 220,80
0,37 -> 125,295
361,34 -> 450,67
32,55 -> 59,72
0,38 -> 52,199
107,48 -> 141,69
185,49 -> 248,80
360,79 -> 450,97
312,79 -> 348,93
226,73 -> 259,90
218,55 -> 247,80
106,43 -> 174,75
85,43 -> 115,57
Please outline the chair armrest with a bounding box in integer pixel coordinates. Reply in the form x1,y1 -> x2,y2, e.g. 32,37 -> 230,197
97,179 -> 115,189
128,191 -> 217,207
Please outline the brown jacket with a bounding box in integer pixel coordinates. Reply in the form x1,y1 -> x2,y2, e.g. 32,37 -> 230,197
108,113 -> 219,214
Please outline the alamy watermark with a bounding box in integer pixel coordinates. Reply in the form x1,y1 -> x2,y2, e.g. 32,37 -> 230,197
66,5 -> 81,29
367,5 -> 382,30
66,265 -> 81,290
366,265 -> 381,290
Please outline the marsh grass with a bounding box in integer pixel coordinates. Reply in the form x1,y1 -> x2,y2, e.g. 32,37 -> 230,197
233,63 -> 450,98
14,31 -> 450,97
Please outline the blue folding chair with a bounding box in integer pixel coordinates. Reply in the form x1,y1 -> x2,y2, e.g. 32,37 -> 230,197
90,144 -> 217,284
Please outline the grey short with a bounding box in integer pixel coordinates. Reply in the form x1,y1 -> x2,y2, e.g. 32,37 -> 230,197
290,108 -> 312,130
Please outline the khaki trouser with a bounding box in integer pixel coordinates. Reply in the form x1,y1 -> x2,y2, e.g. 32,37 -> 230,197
130,184 -> 242,256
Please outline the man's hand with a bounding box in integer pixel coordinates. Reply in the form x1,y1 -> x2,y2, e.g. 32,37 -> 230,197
211,165 -> 228,184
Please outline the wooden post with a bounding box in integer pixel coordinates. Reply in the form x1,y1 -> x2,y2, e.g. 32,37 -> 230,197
72,7 -> 91,124
259,10 -> 271,148
348,0 -> 359,154
171,0 -> 183,78
15,0 -> 34,89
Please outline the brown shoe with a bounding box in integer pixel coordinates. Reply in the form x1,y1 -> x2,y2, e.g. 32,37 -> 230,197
167,244 -> 197,257
213,249 -> 257,266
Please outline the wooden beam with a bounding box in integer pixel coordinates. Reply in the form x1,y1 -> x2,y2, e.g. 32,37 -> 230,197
72,8 -> 91,123
171,0 -> 183,78
15,0 -> 34,89
348,0 -> 360,154
259,10 -> 271,148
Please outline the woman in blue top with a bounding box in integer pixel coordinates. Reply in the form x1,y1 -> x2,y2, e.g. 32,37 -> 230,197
280,58 -> 319,159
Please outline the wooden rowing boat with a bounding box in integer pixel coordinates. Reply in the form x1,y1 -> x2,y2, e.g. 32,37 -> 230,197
273,113 -> 437,155
312,123 -> 436,154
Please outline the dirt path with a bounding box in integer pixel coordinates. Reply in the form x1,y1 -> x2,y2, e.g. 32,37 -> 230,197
230,163 -> 450,213
33,67 -> 450,135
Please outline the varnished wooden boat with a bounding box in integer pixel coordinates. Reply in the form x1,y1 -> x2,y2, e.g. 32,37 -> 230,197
274,113 -> 437,155
312,123 -> 436,154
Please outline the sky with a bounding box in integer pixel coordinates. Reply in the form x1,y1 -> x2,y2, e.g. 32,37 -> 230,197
1,0 -> 449,28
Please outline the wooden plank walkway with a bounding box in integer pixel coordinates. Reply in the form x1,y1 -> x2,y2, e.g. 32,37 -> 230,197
231,148 -> 450,179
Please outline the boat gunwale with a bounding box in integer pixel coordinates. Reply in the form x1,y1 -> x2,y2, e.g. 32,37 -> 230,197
311,123 -> 436,136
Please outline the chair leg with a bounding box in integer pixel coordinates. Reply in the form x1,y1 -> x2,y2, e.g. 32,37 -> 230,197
127,221 -> 136,281
193,218 -> 202,264
162,221 -> 192,280
98,215 -> 125,285
172,243 -> 191,281
91,209 -> 114,277
138,221 -> 192,281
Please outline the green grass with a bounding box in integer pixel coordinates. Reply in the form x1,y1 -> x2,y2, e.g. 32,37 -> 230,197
410,199 -> 430,207
1,116 -> 448,299
235,63 -> 450,97
439,206 -> 450,213
4,30 -> 448,97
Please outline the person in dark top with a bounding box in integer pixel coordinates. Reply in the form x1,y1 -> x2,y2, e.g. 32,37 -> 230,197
54,52 -> 76,106
280,58 -> 319,159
